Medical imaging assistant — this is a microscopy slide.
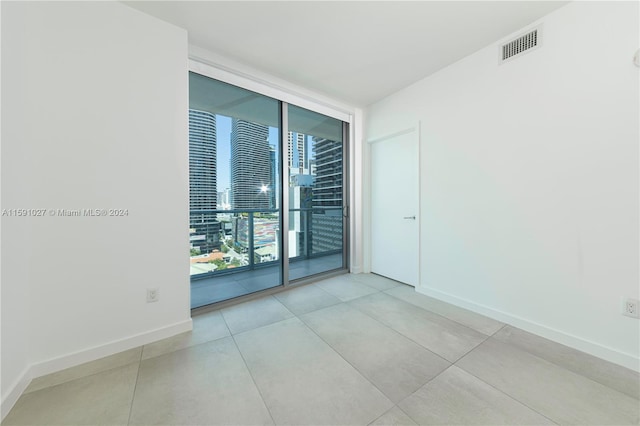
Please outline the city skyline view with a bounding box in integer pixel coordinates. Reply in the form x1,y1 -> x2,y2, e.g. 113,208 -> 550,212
190,109 -> 319,212
188,71 -> 345,308
214,115 -> 298,193
189,106 -> 343,276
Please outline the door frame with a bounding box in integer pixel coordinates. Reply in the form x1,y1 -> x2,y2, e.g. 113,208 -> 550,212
366,122 -> 421,287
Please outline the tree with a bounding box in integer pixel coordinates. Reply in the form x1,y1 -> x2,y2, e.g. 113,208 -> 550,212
208,258 -> 227,270
190,248 -> 200,256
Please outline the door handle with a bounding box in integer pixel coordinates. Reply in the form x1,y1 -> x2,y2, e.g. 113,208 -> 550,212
403,215 -> 416,220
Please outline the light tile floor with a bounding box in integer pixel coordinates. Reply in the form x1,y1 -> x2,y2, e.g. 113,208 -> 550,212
3,274 -> 639,425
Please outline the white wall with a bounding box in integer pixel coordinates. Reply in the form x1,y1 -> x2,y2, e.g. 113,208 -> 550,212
366,1 -> 639,370
1,1 -> 191,416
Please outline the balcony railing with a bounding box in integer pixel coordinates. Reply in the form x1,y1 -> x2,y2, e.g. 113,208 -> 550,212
190,207 -> 343,279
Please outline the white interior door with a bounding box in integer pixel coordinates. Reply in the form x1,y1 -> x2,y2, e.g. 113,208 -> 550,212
370,128 -> 419,286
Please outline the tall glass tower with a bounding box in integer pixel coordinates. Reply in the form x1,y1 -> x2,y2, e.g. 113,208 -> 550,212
230,119 -> 271,210
311,137 -> 343,253
189,109 -> 220,253
288,131 -> 306,172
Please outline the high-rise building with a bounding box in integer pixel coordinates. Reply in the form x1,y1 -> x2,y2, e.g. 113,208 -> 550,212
311,137 -> 343,253
189,109 -> 220,254
288,180 -> 313,258
230,119 -> 271,210
217,188 -> 231,209
288,131 -> 306,172
189,110 -> 217,211
269,145 -> 277,209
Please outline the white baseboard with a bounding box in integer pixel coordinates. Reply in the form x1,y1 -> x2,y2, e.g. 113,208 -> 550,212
1,366 -> 31,421
30,319 -> 192,378
416,285 -> 640,372
1,319 -> 192,421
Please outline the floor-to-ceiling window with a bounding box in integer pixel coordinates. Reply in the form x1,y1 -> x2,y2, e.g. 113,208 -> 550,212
287,105 -> 346,280
189,71 -> 348,309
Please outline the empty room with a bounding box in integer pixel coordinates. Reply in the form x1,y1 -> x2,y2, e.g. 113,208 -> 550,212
1,1 -> 638,425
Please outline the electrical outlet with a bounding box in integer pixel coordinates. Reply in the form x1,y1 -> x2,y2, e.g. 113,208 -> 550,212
147,288 -> 159,303
622,298 -> 639,318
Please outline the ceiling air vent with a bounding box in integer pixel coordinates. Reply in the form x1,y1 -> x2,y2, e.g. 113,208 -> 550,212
500,26 -> 541,64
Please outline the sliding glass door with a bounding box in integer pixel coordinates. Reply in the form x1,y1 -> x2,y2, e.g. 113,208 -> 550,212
287,105 -> 345,280
189,71 -> 347,309
189,72 -> 282,308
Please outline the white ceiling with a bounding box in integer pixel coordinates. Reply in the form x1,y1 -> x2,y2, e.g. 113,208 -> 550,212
125,1 -> 569,106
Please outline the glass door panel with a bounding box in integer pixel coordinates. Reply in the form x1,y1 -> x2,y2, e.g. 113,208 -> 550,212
189,72 -> 282,308
287,105 -> 345,280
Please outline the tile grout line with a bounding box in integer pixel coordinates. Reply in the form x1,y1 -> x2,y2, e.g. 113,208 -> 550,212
493,329 -> 640,400
207,278 -> 595,425
382,286 -> 505,337
490,323 -> 508,337
310,281 -> 348,300
229,334 -> 278,426
346,295 -> 453,367
274,293 -> 342,318
125,347 -> 144,426
216,294 -> 318,425
221,295 -> 296,336
392,403 -> 419,426
347,272 -> 408,291
365,300 -> 561,415
390,403 -> 421,426
25,349 -> 144,396
367,403 -> 405,426
393,359 -> 560,426
487,328 -> 640,402
446,324 -> 497,365
314,275 -> 383,299
295,310 -> 396,420
347,277 -> 393,293
390,366 -> 463,426
140,336 -> 230,363
355,289 -> 507,364
453,339 -> 560,425
376,287 -> 490,339
455,368 -> 560,425
380,289 -> 639,402
218,305 -> 235,338
294,288 -> 466,416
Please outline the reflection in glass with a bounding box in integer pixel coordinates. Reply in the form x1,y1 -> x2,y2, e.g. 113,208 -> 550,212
287,105 -> 344,281
188,72 -> 348,309
189,72 -> 282,308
